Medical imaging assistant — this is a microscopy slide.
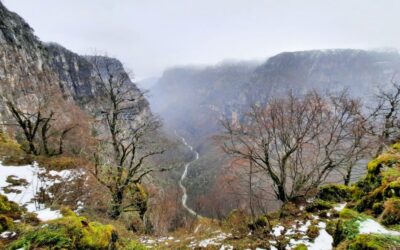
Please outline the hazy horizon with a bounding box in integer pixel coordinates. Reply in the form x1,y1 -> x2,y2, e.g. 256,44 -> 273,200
3,0 -> 400,83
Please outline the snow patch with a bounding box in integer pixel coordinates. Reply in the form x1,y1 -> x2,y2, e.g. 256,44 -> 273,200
334,203 -> 347,212
359,219 -> 400,236
0,162 -> 81,221
272,225 -> 284,236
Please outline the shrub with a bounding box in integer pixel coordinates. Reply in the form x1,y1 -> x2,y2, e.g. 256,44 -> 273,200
306,224 -> 319,239
249,215 -> 270,231
121,240 -> 147,250
0,131 -> 28,165
306,199 -> 333,212
372,202 -> 384,216
318,184 -> 352,202
0,214 -> 13,233
36,156 -> 83,170
0,195 -> 22,219
293,243 -> 308,250
381,198 -> 400,225
367,153 -> 399,175
280,202 -> 300,217
9,210 -> 117,250
383,179 -> 400,198
347,234 -> 400,250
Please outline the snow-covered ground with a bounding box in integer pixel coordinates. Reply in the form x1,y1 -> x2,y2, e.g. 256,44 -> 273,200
0,161 -> 82,221
359,219 -> 400,236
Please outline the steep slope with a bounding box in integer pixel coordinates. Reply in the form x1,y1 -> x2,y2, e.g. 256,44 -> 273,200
0,1 -> 149,120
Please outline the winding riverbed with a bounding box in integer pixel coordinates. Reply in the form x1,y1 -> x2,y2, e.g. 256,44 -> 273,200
177,134 -> 201,217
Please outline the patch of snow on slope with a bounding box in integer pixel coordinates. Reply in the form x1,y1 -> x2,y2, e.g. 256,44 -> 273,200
288,221 -> 333,250
334,203 -> 347,212
0,162 -> 79,221
359,219 -> 400,236
272,225 -> 284,236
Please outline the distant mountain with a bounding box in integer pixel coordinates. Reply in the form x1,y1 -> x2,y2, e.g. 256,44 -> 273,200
150,49 -> 400,215
151,49 -> 400,142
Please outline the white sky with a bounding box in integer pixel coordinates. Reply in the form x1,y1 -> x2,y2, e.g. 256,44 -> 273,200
3,0 -> 400,80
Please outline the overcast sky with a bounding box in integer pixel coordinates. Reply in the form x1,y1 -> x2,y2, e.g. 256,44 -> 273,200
3,0 -> 400,81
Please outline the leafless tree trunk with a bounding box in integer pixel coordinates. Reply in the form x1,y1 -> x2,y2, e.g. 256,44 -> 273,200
89,56 -> 165,219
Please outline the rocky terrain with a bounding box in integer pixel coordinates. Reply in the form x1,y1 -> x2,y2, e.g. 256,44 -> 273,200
0,1 -> 149,122
0,1 -> 400,249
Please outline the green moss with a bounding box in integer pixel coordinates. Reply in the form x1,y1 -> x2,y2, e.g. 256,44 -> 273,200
368,153 -> 399,175
339,208 -> 365,220
252,215 -> 269,229
0,194 -> 22,219
306,224 -> 320,239
318,184 -> 352,202
381,168 -> 400,182
0,215 -> 13,233
36,156 -> 81,171
9,210 -> 117,250
347,234 -> 400,250
354,185 -> 386,212
81,222 -> 115,249
0,131 -> 29,165
293,243 -> 308,250
8,226 -> 73,250
383,179 -> 400,198
306,199 -> 333,212
381,197 -> 400,225
391,143 -> 400,151
121,240 -> 147,250
372,202 -> 384,215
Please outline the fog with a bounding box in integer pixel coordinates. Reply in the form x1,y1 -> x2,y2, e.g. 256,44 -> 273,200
3,0 -> 400,84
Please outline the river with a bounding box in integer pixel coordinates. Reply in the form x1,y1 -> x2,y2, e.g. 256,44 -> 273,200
176,134 -> 201,217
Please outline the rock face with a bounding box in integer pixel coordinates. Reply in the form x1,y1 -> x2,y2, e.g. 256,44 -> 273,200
0,1 -> 149,119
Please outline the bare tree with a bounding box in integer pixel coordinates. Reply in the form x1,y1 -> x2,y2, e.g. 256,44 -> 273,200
369,80 -> 400,156
4,98 -> 77,156
219,90 -> 369,203
89,56 -> 165,219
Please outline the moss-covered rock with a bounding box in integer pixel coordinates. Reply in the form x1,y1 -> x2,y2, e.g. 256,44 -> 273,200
306,224 -> 319,240
0,214 -> 14,233
354,184 -> 386,212
383,179 -> 400,198
293,243 -> 308,250
0,195 -> 22,220
318,184 -> 353,202
306,199 -> 333,212
8,209 -> 117,250
372,202 -> 384,216
368,153 -> 400,175
381,197 -> 400,225
249,215 -> 270,231
280,202 -> 300,218
120,240 -> 147,250
0,130 -> 29,165
346,234 -> 400,250
6,175 -> 28,186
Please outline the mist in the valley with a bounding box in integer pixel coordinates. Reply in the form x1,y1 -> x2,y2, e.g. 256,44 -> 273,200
5,0 -> 400,218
